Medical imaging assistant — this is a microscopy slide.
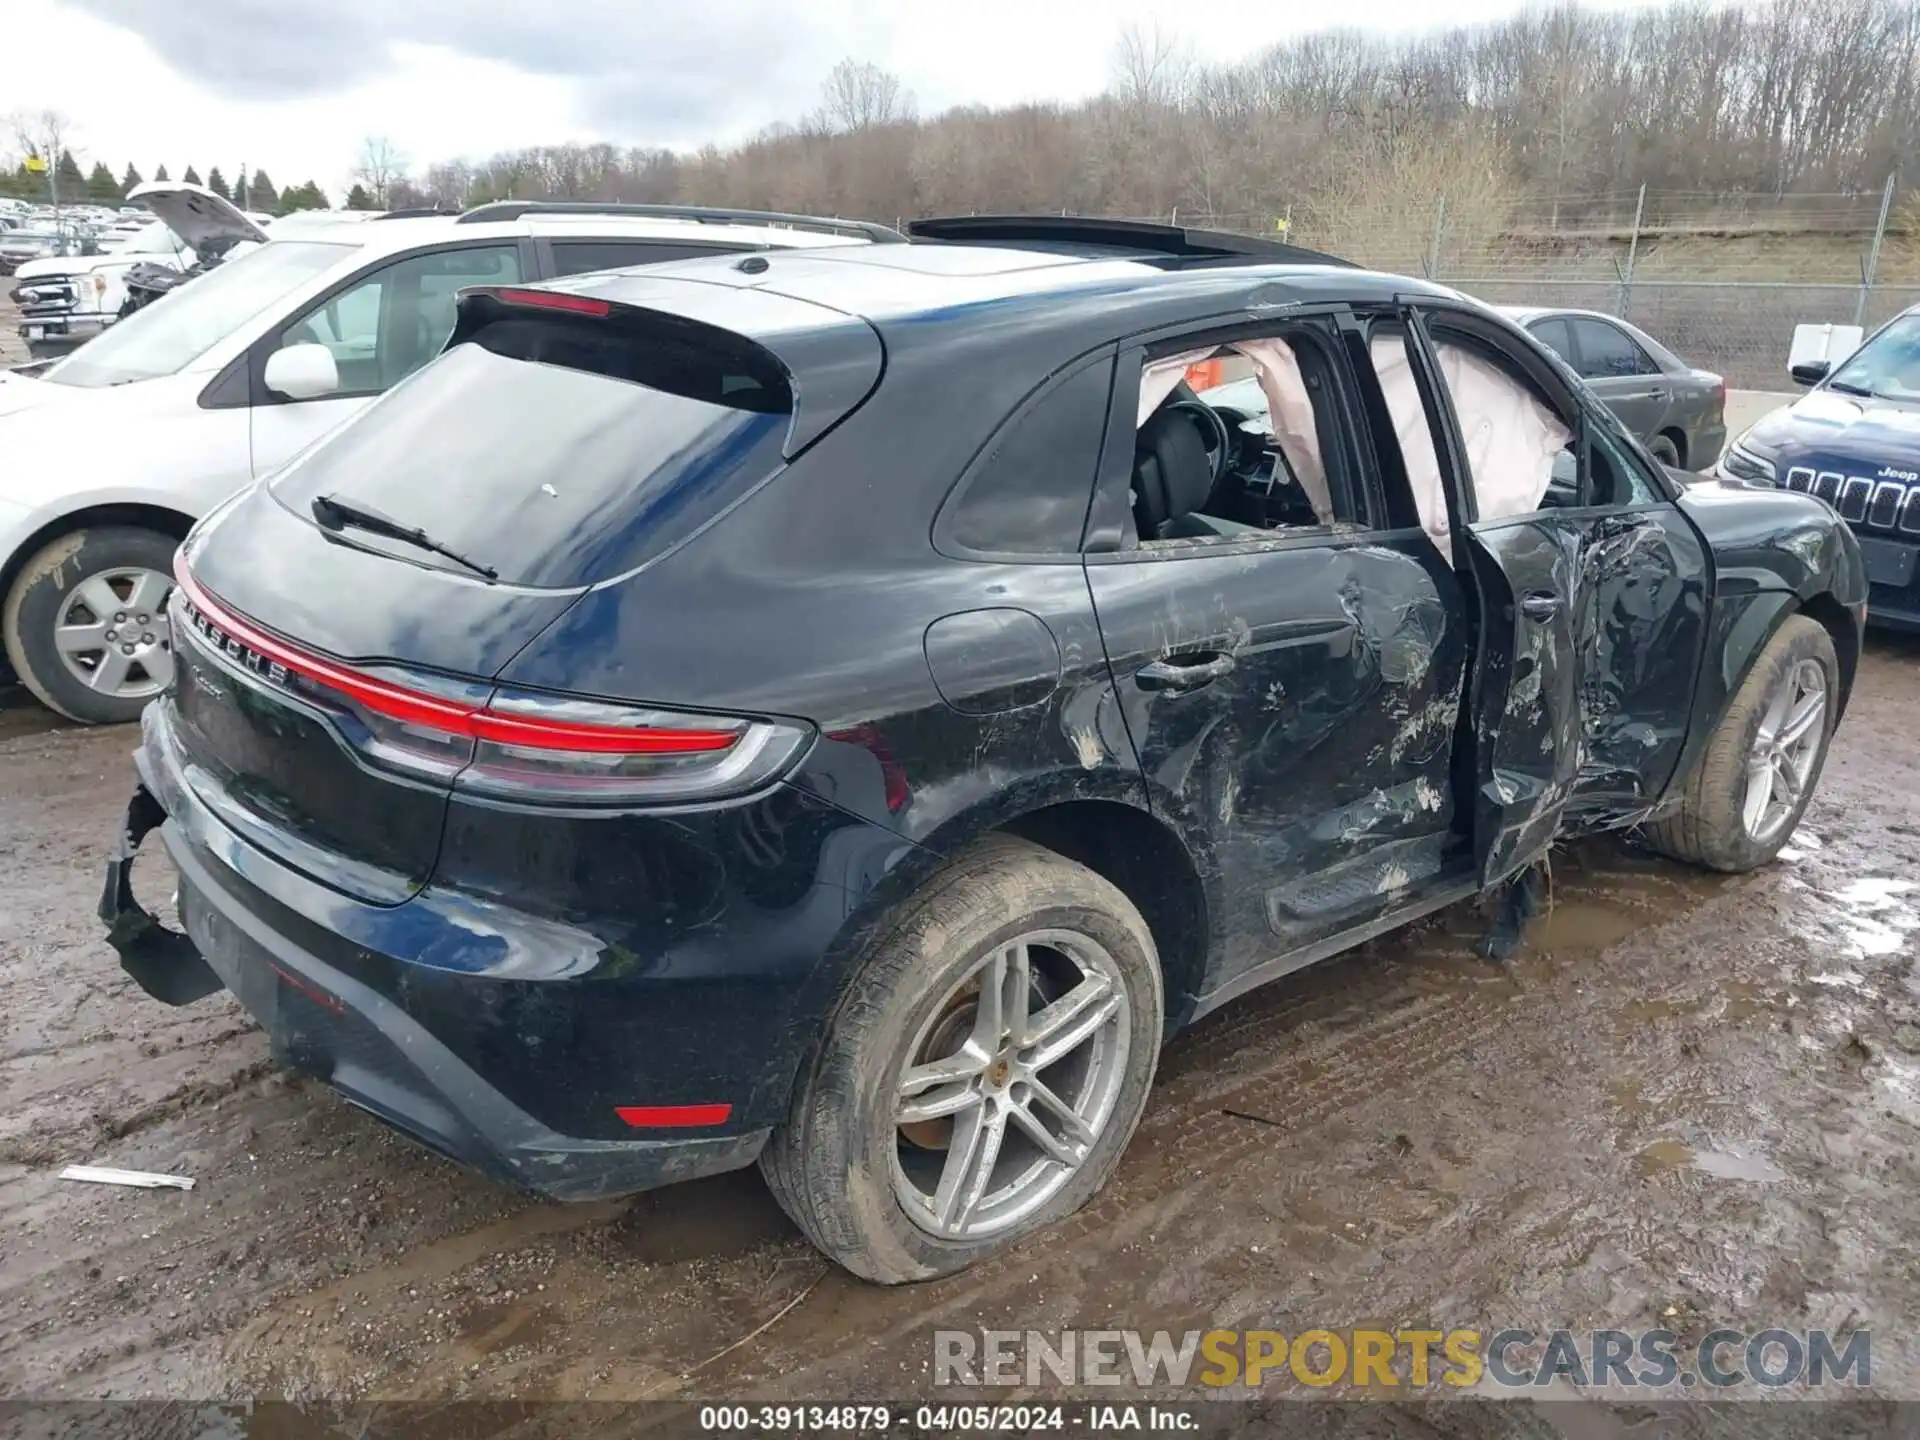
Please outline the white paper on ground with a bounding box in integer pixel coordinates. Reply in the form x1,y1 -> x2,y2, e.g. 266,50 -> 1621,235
59,1164 -> 196,1191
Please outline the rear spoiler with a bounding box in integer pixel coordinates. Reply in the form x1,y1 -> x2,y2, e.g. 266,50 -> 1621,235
450,278 -> 884,457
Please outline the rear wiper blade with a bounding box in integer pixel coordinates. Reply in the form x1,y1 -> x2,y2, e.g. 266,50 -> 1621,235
309,494 -> 497,581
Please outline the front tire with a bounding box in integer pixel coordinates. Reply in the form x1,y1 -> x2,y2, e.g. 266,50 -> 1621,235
1644,615 -> 1837,872
3,526 -> 179,725
761,835 -> 1164,1284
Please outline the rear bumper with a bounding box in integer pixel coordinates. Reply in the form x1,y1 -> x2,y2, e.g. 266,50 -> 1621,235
101,711 -> 775,1202
1692,422 -> 1728,470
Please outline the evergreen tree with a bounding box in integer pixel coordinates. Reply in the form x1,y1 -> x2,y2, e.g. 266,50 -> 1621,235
206,166 -> 230,199
85,160 -> 121,203
181,164 -> 201,186
121,162 -> 143,194
283,180 -> 329,211
55,149 -> 84,195
344,183 -> 374,210
153,163 -> 170,182
247,169 -> 281,214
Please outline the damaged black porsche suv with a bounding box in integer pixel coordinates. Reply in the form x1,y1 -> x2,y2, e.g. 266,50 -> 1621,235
103,217 -> 1863,1284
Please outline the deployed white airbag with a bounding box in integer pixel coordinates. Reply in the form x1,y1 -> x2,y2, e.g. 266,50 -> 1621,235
1369,336 -> 1570,558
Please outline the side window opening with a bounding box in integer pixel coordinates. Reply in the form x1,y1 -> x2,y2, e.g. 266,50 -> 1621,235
1128,327 -> 1362,549
1570,318 -> 1656,379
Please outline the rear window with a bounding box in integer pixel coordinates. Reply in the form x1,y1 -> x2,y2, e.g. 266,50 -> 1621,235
268,310 -> 793,589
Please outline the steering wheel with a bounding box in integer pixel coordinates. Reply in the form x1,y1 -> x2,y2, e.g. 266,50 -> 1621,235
1160,399 -> 1234,485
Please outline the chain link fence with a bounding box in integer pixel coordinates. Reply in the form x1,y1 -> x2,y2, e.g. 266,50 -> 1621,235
1157,182 -> 1915,391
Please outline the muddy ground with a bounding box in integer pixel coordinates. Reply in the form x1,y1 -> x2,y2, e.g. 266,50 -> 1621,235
3,636 -> 1919,1409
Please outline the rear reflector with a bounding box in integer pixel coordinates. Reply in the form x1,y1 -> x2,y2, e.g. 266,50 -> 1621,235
175,559 -> 811,801
616,1103 -> 733,1128
489,287 -> 610,317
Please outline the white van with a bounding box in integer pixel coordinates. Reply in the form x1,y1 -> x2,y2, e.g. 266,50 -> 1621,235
0,191 -> 896,721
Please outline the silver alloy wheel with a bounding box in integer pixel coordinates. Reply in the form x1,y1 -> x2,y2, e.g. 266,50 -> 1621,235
1743,657 -> 1827,843
52,566 -> 174,701
891,930 -> 1131,1240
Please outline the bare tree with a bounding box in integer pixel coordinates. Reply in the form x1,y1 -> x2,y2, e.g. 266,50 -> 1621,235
7,109 -> 73,207
353,135 -> 408,208
1111,23 -> 1192,109
816,59 -> 915,133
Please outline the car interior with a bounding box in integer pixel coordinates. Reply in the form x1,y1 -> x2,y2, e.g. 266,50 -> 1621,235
1130,320 -> 1577,555
1130,330 -> 1350,545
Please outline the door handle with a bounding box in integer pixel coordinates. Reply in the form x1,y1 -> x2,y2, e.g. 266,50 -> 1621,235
1137,653 -> 1236,691
1597,512 -> 1654,539
1519,591 -> 1561,622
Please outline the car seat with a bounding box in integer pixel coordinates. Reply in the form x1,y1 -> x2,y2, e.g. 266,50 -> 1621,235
1132,407 -> 1262,541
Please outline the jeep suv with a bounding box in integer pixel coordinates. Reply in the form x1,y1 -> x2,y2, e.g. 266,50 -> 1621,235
0,199 -> 898,723
103,217 -> 1863,1284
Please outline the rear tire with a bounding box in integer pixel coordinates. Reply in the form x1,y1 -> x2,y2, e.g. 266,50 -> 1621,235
3,526 -> 179,726
1643,615 -> 1836,872
1649,433 -> 1682,468
761,835 -> 1164,1284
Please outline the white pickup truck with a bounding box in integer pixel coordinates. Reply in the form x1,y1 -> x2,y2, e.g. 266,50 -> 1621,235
9,183 -> 271,359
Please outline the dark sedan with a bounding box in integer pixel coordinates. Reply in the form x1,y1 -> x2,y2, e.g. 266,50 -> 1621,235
1499,306 -> 1727,471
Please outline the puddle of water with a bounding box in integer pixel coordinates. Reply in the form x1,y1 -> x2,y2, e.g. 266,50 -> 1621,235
1635,1138 -> 1786,1183
1536,901 -> 1646,951
1616,981 -> 1778,1030
1634,1138 -> 1694,1175
1689,1145 -> 1788,1183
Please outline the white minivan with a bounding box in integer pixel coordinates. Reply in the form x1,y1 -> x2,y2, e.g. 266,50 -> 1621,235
0,191 -> 895,722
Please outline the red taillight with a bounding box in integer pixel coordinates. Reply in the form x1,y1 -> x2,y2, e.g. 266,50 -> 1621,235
469,707 -> 736,755
174,560 -> 810,800
491,287 -> 610,317
615,1103 -> 733,1129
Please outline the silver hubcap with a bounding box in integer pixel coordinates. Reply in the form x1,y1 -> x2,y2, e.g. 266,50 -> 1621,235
52,566 -> 174,701
891,930 -> 1131,1240
1743,658 -> 1827,843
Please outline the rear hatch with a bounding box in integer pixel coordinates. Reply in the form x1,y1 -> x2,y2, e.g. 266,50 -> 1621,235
169,278 -> 880,904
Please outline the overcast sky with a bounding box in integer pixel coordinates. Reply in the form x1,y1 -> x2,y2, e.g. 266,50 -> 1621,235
5,0 -> 1668,201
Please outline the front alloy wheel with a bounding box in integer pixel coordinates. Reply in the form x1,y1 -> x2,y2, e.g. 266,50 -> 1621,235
1742,657 -> 1826,843
1643,614 -> 1838,873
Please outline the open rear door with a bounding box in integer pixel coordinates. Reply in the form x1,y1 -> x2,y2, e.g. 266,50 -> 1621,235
1389,306 -> 1584,890
1457,521 -> 1583,886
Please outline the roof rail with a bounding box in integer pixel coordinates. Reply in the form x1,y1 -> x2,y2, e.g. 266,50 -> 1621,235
455,201 -> 906,244
905,215 -> 1354,268
373,206 -> 461,220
